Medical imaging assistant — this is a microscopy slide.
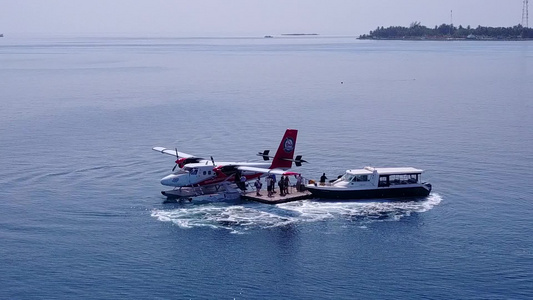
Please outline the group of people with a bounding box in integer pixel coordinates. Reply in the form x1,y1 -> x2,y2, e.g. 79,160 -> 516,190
254,174 -> 306,197
278,175 -> 291,196
251,173 -> 330,197
251,173 -> 334,196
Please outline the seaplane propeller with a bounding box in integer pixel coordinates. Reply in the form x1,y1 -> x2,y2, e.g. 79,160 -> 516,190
172,148 -> 179,171
210,156 -> 216,167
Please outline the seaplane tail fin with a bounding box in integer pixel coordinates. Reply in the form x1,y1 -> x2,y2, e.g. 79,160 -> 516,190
269,129 -> 298,169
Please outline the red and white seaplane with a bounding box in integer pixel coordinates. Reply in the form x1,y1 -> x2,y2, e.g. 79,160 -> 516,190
152,129 -> 306,200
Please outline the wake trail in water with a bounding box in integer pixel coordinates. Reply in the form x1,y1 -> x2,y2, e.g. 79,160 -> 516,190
151,193 -> 442,233
278,193 -> 441,223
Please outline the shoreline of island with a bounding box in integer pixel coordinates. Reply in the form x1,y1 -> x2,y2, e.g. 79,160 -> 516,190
358,23 -> 533,41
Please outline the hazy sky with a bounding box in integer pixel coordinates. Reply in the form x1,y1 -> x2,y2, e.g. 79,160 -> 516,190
0,0 -> 527,37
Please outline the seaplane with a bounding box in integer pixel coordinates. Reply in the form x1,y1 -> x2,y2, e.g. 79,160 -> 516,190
152,129 -> 306,200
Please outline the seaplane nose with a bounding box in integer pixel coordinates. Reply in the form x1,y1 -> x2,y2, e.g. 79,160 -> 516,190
161,174 -> 181,186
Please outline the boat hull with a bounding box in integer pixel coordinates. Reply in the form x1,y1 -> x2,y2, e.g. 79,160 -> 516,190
306,184 -> 431,200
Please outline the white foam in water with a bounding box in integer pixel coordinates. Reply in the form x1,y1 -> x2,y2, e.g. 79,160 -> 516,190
151,204 -> 298,233
278,193 -> 442,224
151,194 -> 442,232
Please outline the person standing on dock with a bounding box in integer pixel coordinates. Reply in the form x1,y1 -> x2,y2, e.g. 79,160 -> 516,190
271,174 -> 277,194
254,177 -> 263,196
278,176 -> 285,196
269,174 -> 276,195
267,176 -> 273,197
296,174 -> 303,192
284,175 -> 290,194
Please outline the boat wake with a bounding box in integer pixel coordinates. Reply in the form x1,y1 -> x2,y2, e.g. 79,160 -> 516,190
278,193 -> 442,224
151,193 -> 442,233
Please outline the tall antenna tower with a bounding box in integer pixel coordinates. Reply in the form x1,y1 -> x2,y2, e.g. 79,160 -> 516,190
450,10 -> 453,26
450,10 -> 453,35
523,0 -> 529,28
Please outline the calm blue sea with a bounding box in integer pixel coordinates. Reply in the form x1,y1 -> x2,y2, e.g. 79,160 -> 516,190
1,36 -> 532,299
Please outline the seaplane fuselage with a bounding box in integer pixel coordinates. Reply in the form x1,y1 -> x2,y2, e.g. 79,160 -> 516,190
160,162 -> 281,187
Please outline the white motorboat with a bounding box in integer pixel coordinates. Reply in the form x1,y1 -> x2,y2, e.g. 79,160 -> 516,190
306,167 -> 432,200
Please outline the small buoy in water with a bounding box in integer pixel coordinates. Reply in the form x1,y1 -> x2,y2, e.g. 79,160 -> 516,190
341,81 -> 343,84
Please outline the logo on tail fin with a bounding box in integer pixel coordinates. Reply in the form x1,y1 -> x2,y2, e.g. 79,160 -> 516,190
283,138 -> 294,153
270,129 -> 298,169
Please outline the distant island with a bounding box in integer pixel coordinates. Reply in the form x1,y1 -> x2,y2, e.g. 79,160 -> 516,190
359,22 -> 533,40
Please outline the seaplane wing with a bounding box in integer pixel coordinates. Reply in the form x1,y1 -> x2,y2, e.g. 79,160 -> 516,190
152,147 -> 197,159
237,166 -> 300,176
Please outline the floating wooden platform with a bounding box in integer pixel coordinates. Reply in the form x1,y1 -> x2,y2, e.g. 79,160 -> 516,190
242,187 -> 312,204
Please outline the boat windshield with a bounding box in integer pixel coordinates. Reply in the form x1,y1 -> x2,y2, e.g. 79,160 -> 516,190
340,173 -> 370,182
340,174 -> 355,182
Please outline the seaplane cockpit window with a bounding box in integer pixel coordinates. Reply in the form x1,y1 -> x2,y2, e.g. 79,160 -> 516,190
175,168 -> 188,174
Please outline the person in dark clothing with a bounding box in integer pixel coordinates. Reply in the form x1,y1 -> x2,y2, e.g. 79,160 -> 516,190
237,175 -> 246,191
284,176 -> 290,194
320,173 -> 327,186
271,174 -> 277,194
278,176 -> 285,196
266,176 -> 273,197
254,177 -> 262,196
268,175 -> 275,197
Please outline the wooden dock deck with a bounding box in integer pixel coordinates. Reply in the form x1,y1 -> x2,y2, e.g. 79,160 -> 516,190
242,187 -> 312,204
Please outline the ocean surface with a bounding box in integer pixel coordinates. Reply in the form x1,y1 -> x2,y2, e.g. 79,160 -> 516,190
1,36 -> 532,299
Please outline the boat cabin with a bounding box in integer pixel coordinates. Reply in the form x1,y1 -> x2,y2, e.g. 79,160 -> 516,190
331,167 -> 424,188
